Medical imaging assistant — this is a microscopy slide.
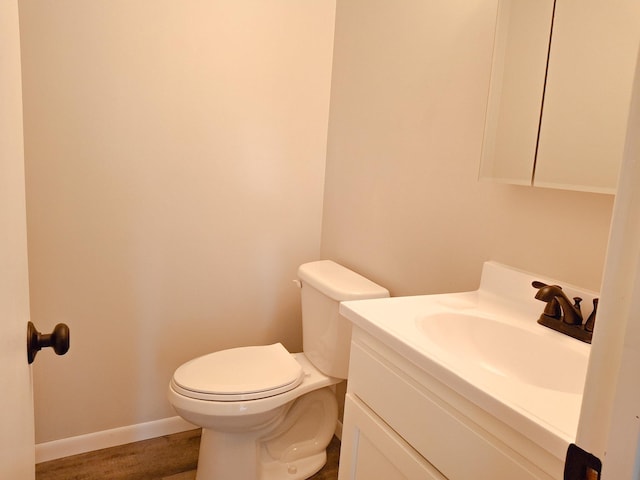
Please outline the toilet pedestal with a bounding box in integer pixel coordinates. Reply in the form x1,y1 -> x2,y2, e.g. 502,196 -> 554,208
191,387 -> 337,480
196,428 -> 262,480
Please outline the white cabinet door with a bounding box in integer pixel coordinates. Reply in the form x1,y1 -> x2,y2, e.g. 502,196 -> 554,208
479,0 -> 555,185
338,394 -> 446,480
0,1 -> 36,478
535,0 -> 640,193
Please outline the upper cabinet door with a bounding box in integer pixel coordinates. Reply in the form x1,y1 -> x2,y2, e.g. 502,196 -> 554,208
535,0 -> 640,194
479,0 -> 555,186
480,0 -> 640,194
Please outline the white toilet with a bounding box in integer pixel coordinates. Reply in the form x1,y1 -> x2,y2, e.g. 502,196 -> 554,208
168,260 -> 389,480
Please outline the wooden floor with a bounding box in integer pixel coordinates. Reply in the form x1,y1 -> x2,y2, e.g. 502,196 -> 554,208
36,429 -> 340,480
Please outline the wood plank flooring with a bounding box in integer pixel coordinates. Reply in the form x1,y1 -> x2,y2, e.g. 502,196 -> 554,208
35,429 -> 340,480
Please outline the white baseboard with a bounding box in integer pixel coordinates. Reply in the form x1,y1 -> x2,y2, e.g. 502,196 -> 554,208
35,416 -> 197,464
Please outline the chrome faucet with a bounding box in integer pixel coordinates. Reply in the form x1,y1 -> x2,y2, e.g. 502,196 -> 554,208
532,281 -> 598,344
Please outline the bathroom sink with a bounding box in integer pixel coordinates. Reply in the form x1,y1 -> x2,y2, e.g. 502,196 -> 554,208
416,313 -> 587,394
339,261 -> 596,457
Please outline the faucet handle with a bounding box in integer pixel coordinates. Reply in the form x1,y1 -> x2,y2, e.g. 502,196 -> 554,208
573,297 -> 583,311
585,298 -> 598,333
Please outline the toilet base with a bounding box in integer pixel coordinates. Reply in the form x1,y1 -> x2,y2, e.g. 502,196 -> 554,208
195,431 -> 327,480
193,387 -> 337,480
196,427 -> 262,480
260,450 -> 327,479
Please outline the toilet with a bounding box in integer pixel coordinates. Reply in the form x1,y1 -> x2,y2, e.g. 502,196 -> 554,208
168,260 -> 389,480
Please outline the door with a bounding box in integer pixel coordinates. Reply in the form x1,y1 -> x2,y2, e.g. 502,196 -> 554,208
0,0 -> 36,478
576,35 -> 640,479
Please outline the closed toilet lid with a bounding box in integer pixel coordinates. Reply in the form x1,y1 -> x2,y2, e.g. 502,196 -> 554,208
172,343 -> 304,401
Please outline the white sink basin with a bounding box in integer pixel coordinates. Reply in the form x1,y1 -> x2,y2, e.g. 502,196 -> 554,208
416,312 -> 587,394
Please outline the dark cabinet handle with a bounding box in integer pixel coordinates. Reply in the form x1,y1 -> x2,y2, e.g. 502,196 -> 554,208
27,321 -> 70,364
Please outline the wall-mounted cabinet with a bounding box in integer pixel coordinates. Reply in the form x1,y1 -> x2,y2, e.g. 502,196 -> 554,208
480,0 -> 640,194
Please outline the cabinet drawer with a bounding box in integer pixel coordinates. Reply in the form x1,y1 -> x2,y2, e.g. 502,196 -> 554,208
348,340 -> 553,480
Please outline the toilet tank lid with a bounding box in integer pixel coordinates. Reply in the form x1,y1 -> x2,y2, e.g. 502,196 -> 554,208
297,260 -> 389,301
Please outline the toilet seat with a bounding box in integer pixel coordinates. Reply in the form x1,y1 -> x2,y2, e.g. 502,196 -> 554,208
171,343 -> 304,401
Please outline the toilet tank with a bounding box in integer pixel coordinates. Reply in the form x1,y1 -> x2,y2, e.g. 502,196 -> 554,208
297,260 -> 389,379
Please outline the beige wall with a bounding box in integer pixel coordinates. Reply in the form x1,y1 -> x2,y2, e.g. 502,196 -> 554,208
321,0 -> 613,296
19,0 -> 336,443
21,0 -> 616,447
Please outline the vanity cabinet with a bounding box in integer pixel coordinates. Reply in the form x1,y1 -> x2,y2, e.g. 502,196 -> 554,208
480,0 -> 640,194
338,329 -> 562,480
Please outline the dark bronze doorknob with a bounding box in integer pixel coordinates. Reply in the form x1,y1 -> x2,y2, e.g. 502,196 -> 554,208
27,321 -> 70,364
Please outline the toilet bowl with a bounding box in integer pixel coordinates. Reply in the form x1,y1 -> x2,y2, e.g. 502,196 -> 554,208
169,347 -> 339,479
168,260 -> 389,480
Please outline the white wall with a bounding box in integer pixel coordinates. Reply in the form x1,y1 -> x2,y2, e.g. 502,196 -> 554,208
19,0 -> 336,443
321,0 -> 613,296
